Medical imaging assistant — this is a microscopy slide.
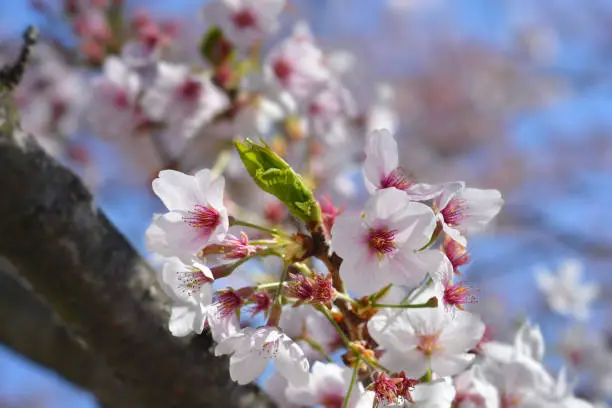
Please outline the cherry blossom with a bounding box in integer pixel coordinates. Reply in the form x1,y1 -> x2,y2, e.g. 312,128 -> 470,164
535,259 -> 599,321
431,255 -> 478,311
146,169 -> 229,262
215,326 -> 309,386
453,365 -> 499,408
286,362 -> 364,408
435,182 -> 503,247
363,129 -> 449,200
368,306 -> 485,378
203,0 -> 286,48
264,24 -> 331,101
87,56 -> 142,140
141,62 -> 228,139
156,257 -> 214,337
331,188 -> 442,296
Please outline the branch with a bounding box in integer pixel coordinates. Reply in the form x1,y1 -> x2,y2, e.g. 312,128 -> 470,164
0,259 -> 141,408
0,125 -> 274,406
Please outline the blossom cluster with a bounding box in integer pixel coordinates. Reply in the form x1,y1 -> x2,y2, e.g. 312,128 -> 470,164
4,0 -> 606,407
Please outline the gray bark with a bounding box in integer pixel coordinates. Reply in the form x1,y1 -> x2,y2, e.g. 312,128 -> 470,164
0,118 -> 275,407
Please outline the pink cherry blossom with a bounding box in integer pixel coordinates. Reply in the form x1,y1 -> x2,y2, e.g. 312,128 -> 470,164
331,188 -> 442,296
368,306 -> 485,378
435,182 -> 503,247
215,326 -> 309,386
203,0 -> 286,47
141,62 -> 228,140
146,169 -> 229,262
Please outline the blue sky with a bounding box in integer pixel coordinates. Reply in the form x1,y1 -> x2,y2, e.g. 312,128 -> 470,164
2,1 -> 611,406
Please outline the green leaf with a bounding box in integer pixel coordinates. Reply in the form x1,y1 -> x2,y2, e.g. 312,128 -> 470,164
199,26 -> 234,66
235,139 -> 322,224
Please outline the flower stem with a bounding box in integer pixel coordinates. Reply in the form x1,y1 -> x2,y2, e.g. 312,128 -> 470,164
335,291 -> 358,305
419,368 -> 432,383
254,281 -> 282,291
343,356 -> 360,408
372,296 -> 438,309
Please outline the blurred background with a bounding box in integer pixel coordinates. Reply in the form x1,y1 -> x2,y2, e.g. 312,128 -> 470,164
1,0 -> 611,406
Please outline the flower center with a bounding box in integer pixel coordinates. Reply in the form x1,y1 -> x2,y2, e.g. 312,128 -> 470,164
214,290 -> 243,318
320,393 -> 344,408
231,8 -> 257,29
417,334 -> 441,356
177,267 -> 212,297
501,394 -> 521,408
183,204 -> 220,235
112,89 -> 130,110
443,281 -> 477,310
380,167 -> 414,191
178,78 -> 202,101
272,58 -> 293,84
441,198 -> 467,226
367,228 -> 397,257
260,338 -> 280,359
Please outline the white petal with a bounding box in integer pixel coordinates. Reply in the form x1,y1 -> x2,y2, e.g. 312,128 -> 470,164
330,213 -> 366,258
230,352 -> 268,385
275,334 -> 310,387
363,129 -> 399,193
152,170 -> 199,211
459,187 -> 504,234
404,182 -> 447,201
431,352 -> 475,377
439,311 -> 485,353
168,304 -> 200,337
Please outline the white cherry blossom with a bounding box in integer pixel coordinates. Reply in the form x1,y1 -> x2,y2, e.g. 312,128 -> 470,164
453,365 -> 499,408
435,181 -> 503,247
286,362 -> 364,408
87,56 -> 142,140
363,129 -> 449,200
146,169 -> 229,262
264,24 -> 331,101
215,326 -> 309,386
535,259 -> 599,320
141,62 -> 228,140
331,188 -> 441,296
368,306 -> 485,378
157,257 -> 214,337
203,0 -> 286,48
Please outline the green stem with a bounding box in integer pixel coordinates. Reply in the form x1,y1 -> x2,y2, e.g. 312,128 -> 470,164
229,218 -> 289,238
254,281 -> 281,291
273,262 -> 290,306
343,356 -> 360,408
335,291 -> 358,305
317,305 -> 352,346
419,368 -> 432,383
373,296 -> 438,309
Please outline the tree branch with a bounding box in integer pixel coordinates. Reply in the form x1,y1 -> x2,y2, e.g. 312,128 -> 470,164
0,259 -> 141,408
0,126 -> 275,407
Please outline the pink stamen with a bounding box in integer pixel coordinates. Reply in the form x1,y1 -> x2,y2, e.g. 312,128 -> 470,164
441,198 -> 467,226
215,290 -> 243,318
272,58 -> 293,84
443,281 -> 478,310
249,291 -> 272,317
231,8 -> 257,29
370,372 -> 402,405
367,228 -> 397,257
178,78 -> 202,102
183,204 -> 220,235
177,267 -> 213,297
112,89 -> 130,110
380,167 -> 414,191
320,393 -> 344,408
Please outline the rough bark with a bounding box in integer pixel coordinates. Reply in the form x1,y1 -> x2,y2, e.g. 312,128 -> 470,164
0,123 -> 275,407
0,259 -> 141,408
